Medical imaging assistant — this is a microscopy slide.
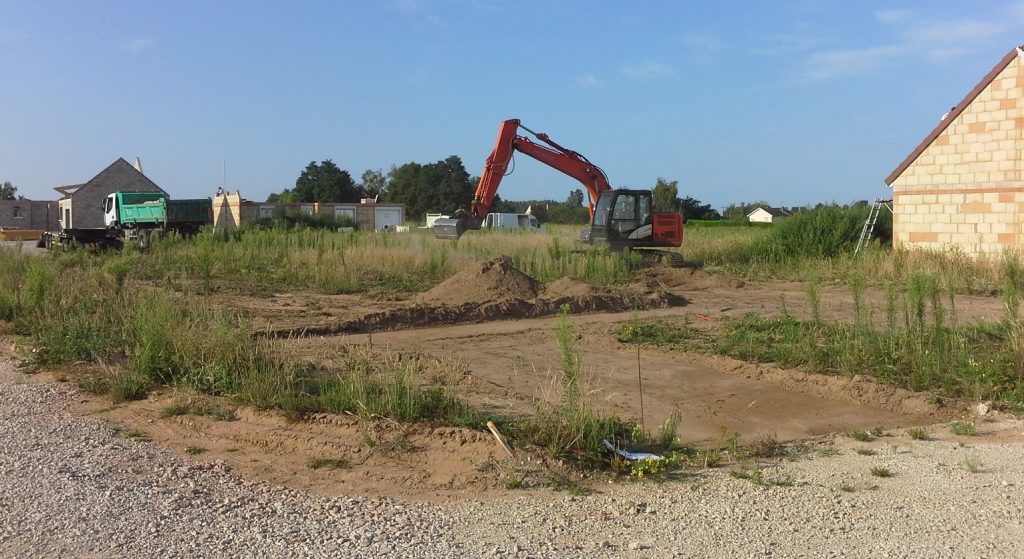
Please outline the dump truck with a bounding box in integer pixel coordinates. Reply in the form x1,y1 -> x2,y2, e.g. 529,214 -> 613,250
48,191 -> 212,249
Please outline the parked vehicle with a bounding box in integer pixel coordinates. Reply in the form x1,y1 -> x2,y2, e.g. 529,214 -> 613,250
482,212 -> 542,231
48,191 -> 212,249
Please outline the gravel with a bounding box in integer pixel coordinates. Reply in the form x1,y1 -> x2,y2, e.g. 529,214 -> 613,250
2,359 -> 1023,558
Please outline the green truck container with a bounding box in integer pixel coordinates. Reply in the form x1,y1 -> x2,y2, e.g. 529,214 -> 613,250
114,192 -> 212,226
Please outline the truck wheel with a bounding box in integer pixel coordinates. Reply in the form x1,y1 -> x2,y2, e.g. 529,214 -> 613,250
137,230 -> 151,251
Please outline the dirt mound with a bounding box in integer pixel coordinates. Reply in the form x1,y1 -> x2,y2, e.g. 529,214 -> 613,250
637,267 -> 745,290
542,276 -> 602,298
416,257 -> 539,306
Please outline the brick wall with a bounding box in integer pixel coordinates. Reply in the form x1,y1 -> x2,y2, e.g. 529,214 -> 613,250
892,54 -> 1024,255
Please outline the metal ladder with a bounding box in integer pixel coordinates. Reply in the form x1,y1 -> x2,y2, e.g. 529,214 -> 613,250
855,198 -> 892,254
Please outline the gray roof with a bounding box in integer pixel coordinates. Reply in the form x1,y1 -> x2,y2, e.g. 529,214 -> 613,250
72,158 -> 166,198
748,206 -> 792,218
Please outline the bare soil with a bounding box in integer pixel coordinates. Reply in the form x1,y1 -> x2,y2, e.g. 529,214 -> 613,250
57,258 -> 1013,501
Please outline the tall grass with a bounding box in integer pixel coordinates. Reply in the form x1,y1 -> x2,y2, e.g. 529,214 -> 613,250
717,265 -> 1024,406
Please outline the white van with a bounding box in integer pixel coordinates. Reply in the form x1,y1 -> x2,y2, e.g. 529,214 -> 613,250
483,213 -> 542,231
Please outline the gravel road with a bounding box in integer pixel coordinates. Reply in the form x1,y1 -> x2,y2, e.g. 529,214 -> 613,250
2,358 -> 1023,558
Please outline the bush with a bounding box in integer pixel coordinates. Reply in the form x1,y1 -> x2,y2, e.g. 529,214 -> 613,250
751,205 -> 890,262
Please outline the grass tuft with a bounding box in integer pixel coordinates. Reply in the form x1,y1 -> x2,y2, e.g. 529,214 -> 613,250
949,421 -> 979,436
870,466 -> 894,478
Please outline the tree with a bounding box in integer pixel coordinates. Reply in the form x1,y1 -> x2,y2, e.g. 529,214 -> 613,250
566,188 -> 585,208
677,196 -> 716,221
723,201 -> 771,221
291,160 -> 363,203
360,169 -> 388,199
386,155 -> 475,219
651,178 -> 678,212
0,181 -> 17,200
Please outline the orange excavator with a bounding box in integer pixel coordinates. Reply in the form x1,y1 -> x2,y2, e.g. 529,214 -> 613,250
433,119 -> 684,258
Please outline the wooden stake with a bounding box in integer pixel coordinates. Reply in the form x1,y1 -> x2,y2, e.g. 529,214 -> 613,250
637,343 -> 645,427
486,421 -> 514,458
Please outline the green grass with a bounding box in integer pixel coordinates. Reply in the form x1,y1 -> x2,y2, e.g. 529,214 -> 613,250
949,420 -> 979,436
906,427 -> 930,440
870,466 -> 894,478
847,430 -> 874,442
854,448 -> 877,456
185,446 -> 208,455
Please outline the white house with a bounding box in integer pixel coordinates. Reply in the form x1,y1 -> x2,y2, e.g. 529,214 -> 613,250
747,206 -> 792,223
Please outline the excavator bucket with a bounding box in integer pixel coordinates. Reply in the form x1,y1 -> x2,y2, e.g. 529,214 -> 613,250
432,217 -> 468,241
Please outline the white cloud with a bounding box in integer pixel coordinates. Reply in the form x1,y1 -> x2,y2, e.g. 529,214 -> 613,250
802,45 -> 904,82
120,38 -> 155,53
576,74 -> 601,88
621,61 -> 675,80
796,7 -> 1021,83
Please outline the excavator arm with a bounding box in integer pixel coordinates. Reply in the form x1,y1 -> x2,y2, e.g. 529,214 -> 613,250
434,119 -> 612,240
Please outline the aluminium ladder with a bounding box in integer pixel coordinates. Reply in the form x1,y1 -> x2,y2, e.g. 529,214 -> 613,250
854,198 -> 892,254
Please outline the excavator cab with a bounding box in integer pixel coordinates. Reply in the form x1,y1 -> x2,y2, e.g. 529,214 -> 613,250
586,190 -> 683,250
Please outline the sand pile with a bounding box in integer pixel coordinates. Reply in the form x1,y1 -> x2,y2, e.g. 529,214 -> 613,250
542,276 -> 605,298
416,257 -> 540,306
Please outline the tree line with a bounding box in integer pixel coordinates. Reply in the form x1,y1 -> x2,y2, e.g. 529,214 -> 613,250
265,160 -> 803,225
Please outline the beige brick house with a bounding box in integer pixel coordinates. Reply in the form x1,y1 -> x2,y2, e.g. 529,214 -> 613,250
886,46 -> 1024,255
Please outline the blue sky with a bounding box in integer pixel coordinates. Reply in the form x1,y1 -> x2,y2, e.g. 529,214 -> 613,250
2,1 -> 1024,211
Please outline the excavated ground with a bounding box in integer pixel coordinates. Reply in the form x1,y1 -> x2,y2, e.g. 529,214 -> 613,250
39,257 -> 1009,500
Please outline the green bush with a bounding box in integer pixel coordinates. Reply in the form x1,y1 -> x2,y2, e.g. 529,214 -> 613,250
751,205 -> 890,262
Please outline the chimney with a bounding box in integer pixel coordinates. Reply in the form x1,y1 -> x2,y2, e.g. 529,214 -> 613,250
133,157 -> 143,174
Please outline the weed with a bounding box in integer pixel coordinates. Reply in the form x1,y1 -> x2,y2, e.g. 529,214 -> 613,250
109,371 -> 151,403
630,454 -> 684,478
748,434 -> 786,458
503,474 -> 525,489
870,466 -> 894,478
122,429 -> 152,442
854,448 -> 877,456
696,449 -> 722,468
616,320 -> 692,346
547,473 -> 592,495
75,375 -> 110,396
949,421 -> 979,436
964,455 -> 983,473
847,430 -> 874,442
840,482 -> 856,493
870,426 -> 885,438
817,446 -> 841,457
906,427 -> 930,441
769,475 -> 795,487
730,463 -> 765,486
185,446 -> 207,455
306,457 -> 351,470
657,412 -> 682,449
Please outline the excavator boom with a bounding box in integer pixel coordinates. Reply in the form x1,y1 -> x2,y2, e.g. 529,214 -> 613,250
434,119 -> 682,252
433,119 -> 611,240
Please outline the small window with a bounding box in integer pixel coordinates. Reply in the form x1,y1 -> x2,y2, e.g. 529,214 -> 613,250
12,206 -> 22,218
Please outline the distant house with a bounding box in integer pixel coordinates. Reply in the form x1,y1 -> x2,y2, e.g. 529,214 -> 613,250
56,158 -> 164,231
0,199 -> 59,231
886,45 -> 1024,255
746,206 -> 791,223
213,190 -> 406,232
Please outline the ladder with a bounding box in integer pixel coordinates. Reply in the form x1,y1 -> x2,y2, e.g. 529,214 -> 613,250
855,198 -> 892,254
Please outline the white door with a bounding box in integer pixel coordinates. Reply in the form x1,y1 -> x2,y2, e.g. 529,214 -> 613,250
374,207 -> 402,230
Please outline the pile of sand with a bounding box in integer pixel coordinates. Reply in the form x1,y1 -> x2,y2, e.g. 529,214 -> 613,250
416,257 -> 540,306
542,276 -> 605,299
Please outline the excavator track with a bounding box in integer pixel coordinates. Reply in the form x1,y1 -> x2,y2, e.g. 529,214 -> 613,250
635,249 -> 687,268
